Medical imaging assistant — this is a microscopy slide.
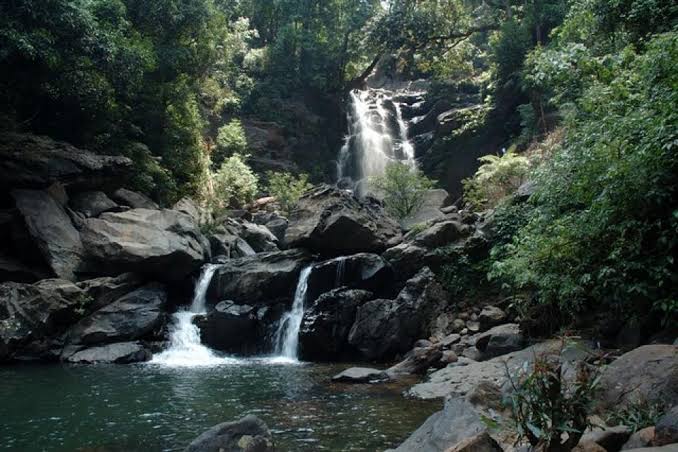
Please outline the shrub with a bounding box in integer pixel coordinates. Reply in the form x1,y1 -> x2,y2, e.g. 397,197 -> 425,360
370,162 -> 435,220
607,401 -> 666,433
266,171 -> 312,215
209,153 -> 258,211
214,119 -> 248,167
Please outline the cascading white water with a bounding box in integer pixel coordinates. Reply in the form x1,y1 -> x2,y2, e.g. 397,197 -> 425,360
337,88 -> 417,193
273,266 -> 313,360
151,264 -> 237,367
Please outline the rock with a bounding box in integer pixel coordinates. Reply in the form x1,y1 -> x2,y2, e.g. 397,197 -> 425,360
383,243 -> 441,277
466,321 -> 480,333
285,185 -> 401,254
386,344 -> 444,377
597,345 -> 678,410
69,191 -> 119,218
411,220 -> 468,248
575,441 -> 609,452
0,279 -> 90,361
581,425 -> 632,452
348,268 -> 449,361
184,415 -> 275,452
401,189 -> 452,231
209,227 -> 256,258
173,197 -> 212,226
475,324 -> 524,360
65,283 -> 166,346
0,251 -> 47,283
81,208 -> 208,281
195,301 -> 259,355
298,288 -> 374,360
111,188 -> 158,209
75,273 -> 144,311
12,189 -> 84,280
409,100 -> 453,137
223,219 -> 279,253
441,350 -> 459,365
445,432 -> 503,452
622,427 -> 656,450
621,446 -> 678,452
451,319 -> 467,333
389,396 -> 486,452
655,405 -> 678,447
208,249 -> 312,305
478,306 -> 506,330
305,253 -> 394,302
332,367 -> 389,383
65,341 -> 151,364
0,133 -> 132,192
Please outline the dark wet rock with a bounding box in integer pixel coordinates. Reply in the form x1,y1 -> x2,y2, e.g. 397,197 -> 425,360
111,188 -> 158,209
388,396 -> 487,452
65,341 -> 151,364
285,185 -> 402,254
478,306 -> 506,330
12,189 -> 84,280
382,243 -> 440,278
66,283 -> 166,346
0,133 -> 132,192
408,100 -> 453,137
475,324 -> 524,360
233,221 -> 279,253
209,226 -> 256,259
400,189 -> 452,231
195,301 -> 259,355
386,344 -> 443,377
305,253 -> 393,302
69,191 -> 119,218
332,367 -> 389,383
581,425 -> 632,452
208,249 -> 312,306
410,220 -> 468,248
655,405 -> 678,447
597,345 -> 678,411
348,268 -> 449,361
184,415 -> 275,452
0,279 -> 89,361
75,273 -> 145,312
81,208 -> 208,281
299,288 -> 374,361
0,251 -> 48,283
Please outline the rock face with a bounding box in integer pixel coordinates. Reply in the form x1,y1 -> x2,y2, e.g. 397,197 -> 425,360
285,185 -> 402,254
597,345 -> 678,410
208,249 -> 311,305
400,189 -> 452,231
0,133 -> 132,192
195,301 -> 259,355
173,197 -> 213,226
81,209 -> 208,281
348,267 -> 449,361
12,189 -> 84,280
65,341 -> 151,364
65,283 -> 166,346
75,273 -> 144,311
111,188 -> 159,209
184,415 -> 275,452
69,191 -> 119,218
0,279 -> 89,361
299,288 -> 374,360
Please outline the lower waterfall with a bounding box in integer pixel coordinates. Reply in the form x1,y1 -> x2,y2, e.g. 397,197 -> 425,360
273,266 -> 313,361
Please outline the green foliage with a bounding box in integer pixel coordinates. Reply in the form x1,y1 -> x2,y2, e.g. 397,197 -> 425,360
215,119 -> 248,167
507,351 -> 598,452
463,147 -> 530,209
370,162 -> 435,221
266,171 -> 312,215
210,154 -> 259,211
607,401 -> 666,433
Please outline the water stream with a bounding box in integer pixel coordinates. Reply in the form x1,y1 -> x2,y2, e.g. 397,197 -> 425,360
273,266 -> 313,361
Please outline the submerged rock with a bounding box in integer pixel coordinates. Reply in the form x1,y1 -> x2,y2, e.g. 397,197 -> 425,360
184,415 -> 275,452
332,367 -> 389,383
285,185 -> 402,254
65,341 -> 151,364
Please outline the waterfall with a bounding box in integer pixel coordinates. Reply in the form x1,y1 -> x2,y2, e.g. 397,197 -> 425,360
337,88 -> 417,194
273,266 -> 313,360
151,264 -> 237,367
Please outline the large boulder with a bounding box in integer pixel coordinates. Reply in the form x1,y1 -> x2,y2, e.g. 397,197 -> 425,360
597,345 -> 678,410
69,191 -> 119,218
299,288 -> 374,360
332,367 -> 389,383
348,267 -> 449,361
64,341 -> 151,364
0,279 -> 90,361
75,273 -> 144,311
195,301 -> 259,355
184,415 -> 275,452
285,185 -> 402,254
0,133 -> 132,192
386,344 -> 444,378
12,189 -> 84,280
400,189 -> 452,231
475,324 -> 524,360
81,208 -> 208,281
110,188 -> 158,209
65,283 -> 167,346
173,197 -> 213,226
655,405 -> 678,447
305,253 -> 394,302
208,249 -> 312,305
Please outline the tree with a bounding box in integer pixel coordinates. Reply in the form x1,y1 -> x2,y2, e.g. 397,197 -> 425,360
210,154 -> 259,211
266,171 -> 312,215
370,162 -> 435,220
215,119 -> 249,167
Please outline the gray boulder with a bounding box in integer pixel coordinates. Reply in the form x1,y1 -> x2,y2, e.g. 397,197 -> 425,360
285,185 -> 402,254
332,367 -> 389,383
208,249 -> 311,305
655,405 -> 678,447
111,188 -> 158,209
65,341 -> 151,364
299,288 -> 374,360
410,220 -> 468,248
12,189 -> 84,280
209,226 -> 256,259
81,208 -> 208,281
475,324 -> 524,360
400,189 -> 451,231
173,197 -> 213,226
65,283 -> 166,346
184,415 -> 275,452
478,306 -> 507,330
0,133 -> 132,192
75,273 -> 144,311
69,191 -> 119,218
348,267 -> 449,361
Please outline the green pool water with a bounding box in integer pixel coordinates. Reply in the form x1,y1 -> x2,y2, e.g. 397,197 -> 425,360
0,360 -> 439,452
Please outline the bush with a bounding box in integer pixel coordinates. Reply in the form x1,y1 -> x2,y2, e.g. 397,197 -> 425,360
370,162 -> 435,220
209,154 -> 258,211
266,171 -> 312,215
463,147 -> 530,210
214,119 -> 248,167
